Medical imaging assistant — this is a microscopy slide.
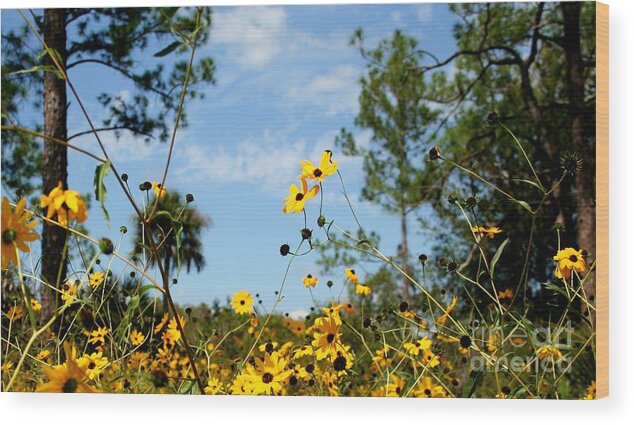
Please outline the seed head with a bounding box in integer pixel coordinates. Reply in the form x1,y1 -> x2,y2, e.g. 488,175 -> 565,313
301,228 -> 312,240
428,146 -> 441,160
99,238 -> 114,255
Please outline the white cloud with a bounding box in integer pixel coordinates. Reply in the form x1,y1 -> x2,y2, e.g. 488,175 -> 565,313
286,64 -> 360,115
390,11 -> 404,23
288,309 -> 310,320
173,130 -> 308,192
171,127 -> 370,195
212,7 -> 288,68
72,131 -> 167,163
417,4 -> 434,23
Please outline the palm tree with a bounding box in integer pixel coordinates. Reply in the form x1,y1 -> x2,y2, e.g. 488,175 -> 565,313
132,190 -> 210,311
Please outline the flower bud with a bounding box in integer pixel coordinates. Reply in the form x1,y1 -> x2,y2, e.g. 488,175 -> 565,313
428,146 -> 441,160
99,238 -> 114,255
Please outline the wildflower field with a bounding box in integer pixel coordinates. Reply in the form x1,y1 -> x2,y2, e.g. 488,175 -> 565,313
1,3 -> 599,399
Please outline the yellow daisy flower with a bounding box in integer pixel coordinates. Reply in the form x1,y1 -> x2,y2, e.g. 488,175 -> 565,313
1,197 -> 39,269
355,284 -> 372,296
231,290 -> 254,315
302,274 -> 318,288
437,295 -> 458,326
205,377 -> 222,395
87,327 -> 109,346
40,182 -> 88,227
36,350 -> 52,362
498,288 -> 514,300
283,177 -> 319,214
242,351 -> 292,395
553,247 -> 587,280
89,272 -> 105,289
472,226 -> 502,239
414,376 -> 447,398
129,329 -> 145,346
152,182 -> 167,200
344,268 -> 359,284
403,336 -> 432,356
6,305 -> 24,321
536,345 -> 563,361
77,352 -> 108,380
299,150 -> 338,183
312,316 -> 341,360
386,374 -> 407,397
30,298 -> 42,311
36,342 -> 98,393
61,280 -> 78,305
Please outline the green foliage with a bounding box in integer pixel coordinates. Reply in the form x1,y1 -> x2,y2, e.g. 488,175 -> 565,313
132,190 -> 210,277
340,29 -> 439,213
93,160 -> 111,226
1,7 -> 217,194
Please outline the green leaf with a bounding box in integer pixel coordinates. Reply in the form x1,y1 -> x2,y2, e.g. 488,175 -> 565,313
117,295 -> 140,342
515,200 -> 533,214
156,210 -> 183,273
543,282 -> 570,299
461,370 -> 484,398
511,178 -> 542,191
490,237 -> 510,278
8,65 -> 63,79
94,160 -> 111,226
138,284 -> 158,297
153,41 -> 182,57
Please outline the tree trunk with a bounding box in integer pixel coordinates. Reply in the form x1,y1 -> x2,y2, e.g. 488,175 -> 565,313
40,9 -> 68,318
163,253 -> 171,313
561,2 -> 596,320
400,204 -> 410,299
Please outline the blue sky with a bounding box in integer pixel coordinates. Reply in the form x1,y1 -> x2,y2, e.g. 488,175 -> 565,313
2,4 -> 459,315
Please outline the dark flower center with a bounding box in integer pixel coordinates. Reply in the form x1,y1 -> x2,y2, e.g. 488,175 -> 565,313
265,343 -> 274,353
295,193 -> 304,201
3,229 -> 16,244
326,333 -> 335,343
88,361 -> 96,370
424,389 -> 432,396
240,300 -> 245,305
569,255 -> 578,263
333,355 -> 347,371
262,372 -> 274,384
63,378 -> 78,393
313,168 -> 323,177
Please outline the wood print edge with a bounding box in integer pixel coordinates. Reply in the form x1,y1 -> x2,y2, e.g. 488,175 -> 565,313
595,0 -> 609,400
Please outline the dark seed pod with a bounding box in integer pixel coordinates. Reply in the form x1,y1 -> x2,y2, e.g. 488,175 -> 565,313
460,335 -> 472,349
363,317 -> 371,328
399,301 -> 408,312
428,146 -> 441,160
301,228 -> 312,240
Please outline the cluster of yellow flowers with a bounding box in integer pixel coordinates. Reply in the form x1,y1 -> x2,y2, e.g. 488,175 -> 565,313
283,150 -> 337,214
40,181 -> 88,227
344,268 -> 372,296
